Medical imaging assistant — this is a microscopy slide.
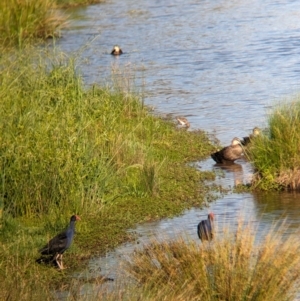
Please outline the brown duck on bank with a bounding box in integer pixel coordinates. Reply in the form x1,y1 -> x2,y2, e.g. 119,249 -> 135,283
176,117 -> 190,128
111,45 -> 123,55
211,137 -> 243,164
241,127 -> 260,146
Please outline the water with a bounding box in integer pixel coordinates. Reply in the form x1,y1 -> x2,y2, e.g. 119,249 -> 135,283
55,0 -> 300,295
58,0 -> 300,144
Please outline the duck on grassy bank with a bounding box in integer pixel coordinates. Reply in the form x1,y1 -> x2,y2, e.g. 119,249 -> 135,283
38,215 -> 80,270
211,137 -> 243,164
176,117 -> 190,128
197,213 -> 214,242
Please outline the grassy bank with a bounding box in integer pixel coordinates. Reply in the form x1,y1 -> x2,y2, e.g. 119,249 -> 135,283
248,98 -> 300,190
0,47 -> 217,300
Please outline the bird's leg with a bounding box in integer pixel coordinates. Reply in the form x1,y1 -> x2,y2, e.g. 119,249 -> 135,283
54,253 -> 64,270
54,253 -> 61,269
59,254 -> 65,270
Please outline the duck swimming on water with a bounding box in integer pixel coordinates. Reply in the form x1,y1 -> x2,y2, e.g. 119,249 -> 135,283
211,137 -> 243,164
241,127 -> 260,146
111,45 -> 123,55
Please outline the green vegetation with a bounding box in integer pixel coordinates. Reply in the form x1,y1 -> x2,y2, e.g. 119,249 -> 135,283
0,48 -> 215,218
56,0 -> 104,8
0,47 -> 217,300
0,0 -> 66,47
117,221 -> 300,301
248,99 -> 300,190
0,0 -> 105,47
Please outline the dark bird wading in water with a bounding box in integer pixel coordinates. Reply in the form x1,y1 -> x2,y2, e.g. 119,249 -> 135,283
197,213 -> 214,242
38,215 -> 80,270
211,137 -> 243,164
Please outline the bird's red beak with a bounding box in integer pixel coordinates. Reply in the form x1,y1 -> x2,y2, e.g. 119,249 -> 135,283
75,215 -> 81,221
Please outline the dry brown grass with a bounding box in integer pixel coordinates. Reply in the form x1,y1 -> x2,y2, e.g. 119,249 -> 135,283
122,221 -> 300,301
276,168 -> 300,190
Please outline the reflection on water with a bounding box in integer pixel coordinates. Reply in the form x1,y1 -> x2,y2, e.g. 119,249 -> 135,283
203,156 -> 254,188
214,162 -> 244,186
253,191 -> 300,232
54,0 -> 300,297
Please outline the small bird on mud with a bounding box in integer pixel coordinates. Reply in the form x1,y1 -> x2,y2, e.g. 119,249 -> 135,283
197,213 -> 214,242
241,127 -> 260,146
111,45 -> 123,55
38,215 -> 81,270
211,137 -> 243,164
176,117 -> 190,128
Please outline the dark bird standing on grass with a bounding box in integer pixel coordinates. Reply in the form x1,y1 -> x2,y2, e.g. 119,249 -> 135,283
211,137 -> 243,164
241,127 -> 260,146
197,213 -> 214,242
111,45 -> 123,55
39,215 -> 80,270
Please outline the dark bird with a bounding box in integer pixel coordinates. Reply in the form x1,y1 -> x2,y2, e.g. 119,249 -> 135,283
211,137 -> 243,164
39,215 -> 80,270
241,127 -> 260,146
111,45 -> 123,55
197,213 -> 214,242
176,117 -> 190,128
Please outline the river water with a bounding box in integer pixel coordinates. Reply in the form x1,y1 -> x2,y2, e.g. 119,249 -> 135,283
56,0 -> 300,296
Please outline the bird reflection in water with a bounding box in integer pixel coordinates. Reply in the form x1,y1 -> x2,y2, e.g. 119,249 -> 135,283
215,163 -> 244,186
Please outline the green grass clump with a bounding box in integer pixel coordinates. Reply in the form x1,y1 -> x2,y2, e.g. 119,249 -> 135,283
122,222 -> 300,301
0,0 -> 66,47
248,99 -> 300,190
